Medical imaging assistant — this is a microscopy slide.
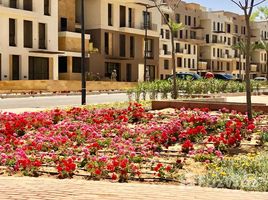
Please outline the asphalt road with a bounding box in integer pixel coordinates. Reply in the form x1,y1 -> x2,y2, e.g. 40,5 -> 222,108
0,93 -> 129,112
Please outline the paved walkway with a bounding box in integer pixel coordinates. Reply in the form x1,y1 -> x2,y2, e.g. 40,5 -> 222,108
225,95 -> 268,105
0,177 -> 267,200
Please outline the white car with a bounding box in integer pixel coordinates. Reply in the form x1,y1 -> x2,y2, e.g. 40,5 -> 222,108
254,77 -> 267,81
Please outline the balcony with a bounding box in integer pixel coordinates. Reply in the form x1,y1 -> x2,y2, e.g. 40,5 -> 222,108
198,61 -> 207,70
58,31 -> 90,53
119,22 -> 158,37
160,50 -> 171,56
250,64 -> 257,72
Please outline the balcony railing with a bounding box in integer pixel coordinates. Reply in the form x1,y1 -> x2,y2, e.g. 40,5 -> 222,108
121,22 -> 157,31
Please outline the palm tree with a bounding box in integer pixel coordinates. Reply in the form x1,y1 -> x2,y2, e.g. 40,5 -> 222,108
257,40 -> 268,78
232,41 -> 259,79
232,41 -> 245,79
152,0 -> 184,99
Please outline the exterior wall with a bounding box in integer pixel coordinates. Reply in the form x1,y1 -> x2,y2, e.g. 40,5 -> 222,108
58,0 -> 76,32
58,0 -> 91,81
0,0 -> 59,80
85,0 -> 160,82
158,2 -> 204,79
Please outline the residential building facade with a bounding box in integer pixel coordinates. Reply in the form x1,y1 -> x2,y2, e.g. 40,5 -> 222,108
58,0 -> 91,80
159,2 -> 205,80
0,0 -> 268,82
0,0 -> 59,81
85,0 -> 160,82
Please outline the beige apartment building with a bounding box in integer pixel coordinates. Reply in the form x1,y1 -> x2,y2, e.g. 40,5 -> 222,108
0,0 -> 267,82
84,0 -> 160,82
58,0 -> 91,80
0,0 -> 59,81
251,21 -> 268,77
159,2 -> 205,79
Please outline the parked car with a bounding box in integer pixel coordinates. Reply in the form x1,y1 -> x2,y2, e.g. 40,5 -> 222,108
254,77 -> 267,81
167,72 -> 202,81
214,73 -> 237,81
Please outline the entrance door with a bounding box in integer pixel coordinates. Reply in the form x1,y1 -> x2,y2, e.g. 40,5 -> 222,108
29,57 -> 49,80
148,65 -> 155,81
126,64 -> 131,82
12,55 -> 20,80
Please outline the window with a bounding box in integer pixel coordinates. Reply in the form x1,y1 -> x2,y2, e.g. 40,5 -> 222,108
104,32 -> 113,55
128,8 -> 133,28
120,6 -> 126,27
44,0 -> 50,15
12,55 -> 20,80
164,60 -> 169,70
194,17 -> 196,27
227,24 -> 231,33
165,30 -> 170,39
177,57 -> 182,67
108,3 -> 113,26
58,57 -> 67,73
180,30 -> 183,39
147,39 -> 153,58
162,44 -> 168,55
72,57 -> 81,73
188,44 -> 191,54
176,43 -> 180,53
119,34 -> 126,57
213,48 -> 215,57
23,0 -> 32,11
60,18 -> 67,31
144,11 -> 152,28
39,23 -> 46,49
24,20 -> 33,48
227,62 -> 230,71
175,14 -> 180,23
188,16 -> 191,26
190,31 -> 196,39
163,13 -> 169,24
185,15 -> 188,25
29,57 -> 49,80
188,59 -> 191,68
235,25 -> 238,33
160,29 -> 164,38
10,0 -> 17,8
9,19 -> 16,46
130,36 -> 135,58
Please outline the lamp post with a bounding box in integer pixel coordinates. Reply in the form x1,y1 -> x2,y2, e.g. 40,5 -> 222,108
135,3 -> 166,82
81,0 -> 86,105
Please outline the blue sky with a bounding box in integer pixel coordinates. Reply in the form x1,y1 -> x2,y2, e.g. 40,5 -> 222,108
184,0 -> 268,14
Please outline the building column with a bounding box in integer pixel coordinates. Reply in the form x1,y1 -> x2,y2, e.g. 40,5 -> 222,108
49,56 -> 58,80
21,54 -> 29,80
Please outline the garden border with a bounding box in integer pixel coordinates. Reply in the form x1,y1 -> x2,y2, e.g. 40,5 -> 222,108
152,100 -> 268,113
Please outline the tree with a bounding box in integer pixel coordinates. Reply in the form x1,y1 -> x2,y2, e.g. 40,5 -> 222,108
231,0 -> 266,120
258,40 -> 268,78
152,0 -> 184,99
232,41 -> 245,79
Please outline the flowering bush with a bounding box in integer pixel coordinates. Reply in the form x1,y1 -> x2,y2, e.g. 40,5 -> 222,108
197,153 -> 268,192
0,103 -> 259,182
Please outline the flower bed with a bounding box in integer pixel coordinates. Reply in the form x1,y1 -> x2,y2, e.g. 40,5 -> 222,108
0,103 -> 264,184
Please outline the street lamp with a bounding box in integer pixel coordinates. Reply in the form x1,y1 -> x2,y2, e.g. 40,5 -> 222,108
81,0 -> 86,105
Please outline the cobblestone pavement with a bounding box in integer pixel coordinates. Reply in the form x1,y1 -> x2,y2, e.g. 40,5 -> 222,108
0,177 -> 267,200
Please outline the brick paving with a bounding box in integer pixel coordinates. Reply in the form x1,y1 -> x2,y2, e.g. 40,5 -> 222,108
0,177 -> 267,200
